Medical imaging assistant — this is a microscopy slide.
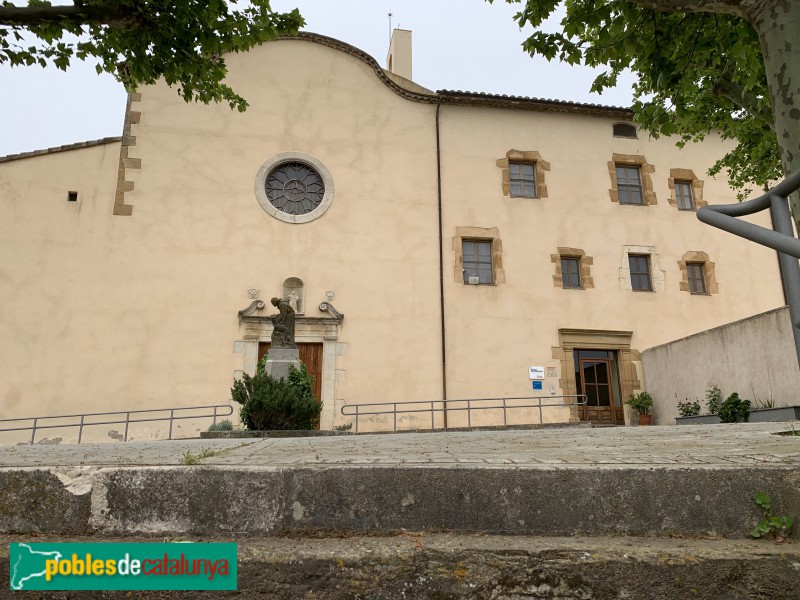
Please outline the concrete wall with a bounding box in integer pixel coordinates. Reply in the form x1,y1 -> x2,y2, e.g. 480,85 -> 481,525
642,306 -> 800,425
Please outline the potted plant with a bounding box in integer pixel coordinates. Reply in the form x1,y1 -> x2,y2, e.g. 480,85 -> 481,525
627,391 -> 654,425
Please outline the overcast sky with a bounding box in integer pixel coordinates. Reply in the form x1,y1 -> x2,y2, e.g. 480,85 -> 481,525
0,0 -> 637,157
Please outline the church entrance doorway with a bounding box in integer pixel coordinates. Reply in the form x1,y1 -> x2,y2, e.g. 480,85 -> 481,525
574,349 -> 623,425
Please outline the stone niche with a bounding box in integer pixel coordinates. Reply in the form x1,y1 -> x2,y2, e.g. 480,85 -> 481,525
282,277 -> 305,314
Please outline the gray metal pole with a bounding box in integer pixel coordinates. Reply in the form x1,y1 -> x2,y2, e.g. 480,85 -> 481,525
769,195 -> 800,367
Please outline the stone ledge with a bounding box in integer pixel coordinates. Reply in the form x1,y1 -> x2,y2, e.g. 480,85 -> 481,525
1,534 -> 799,599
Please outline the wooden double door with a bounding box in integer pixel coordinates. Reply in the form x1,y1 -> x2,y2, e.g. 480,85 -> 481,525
258,342 -> 323,403
573,349 -> 623,425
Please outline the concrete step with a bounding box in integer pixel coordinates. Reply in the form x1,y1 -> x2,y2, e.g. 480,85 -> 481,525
1,464 -> 798,538
2,534 -> 799,599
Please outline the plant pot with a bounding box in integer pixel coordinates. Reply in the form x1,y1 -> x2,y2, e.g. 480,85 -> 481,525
638,413 -> 652,426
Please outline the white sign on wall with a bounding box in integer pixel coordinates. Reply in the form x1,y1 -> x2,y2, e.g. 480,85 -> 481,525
528,366 -> 545,380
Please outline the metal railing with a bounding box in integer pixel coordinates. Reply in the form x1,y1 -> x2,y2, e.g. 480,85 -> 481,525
0,404 -> 234,445
340,395 -> 587,433
697,169 -> 800,366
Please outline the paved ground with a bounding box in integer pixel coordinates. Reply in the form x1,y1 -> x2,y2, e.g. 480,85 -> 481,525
0,422 -> 798,468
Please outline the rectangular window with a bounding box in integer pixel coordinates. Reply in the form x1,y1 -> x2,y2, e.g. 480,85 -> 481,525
561,257 -> 581,289
675,181 -> 695,210
509,162 -> 537,198
628,254 -> 652,291
462,240 -> 493,284
687,263 -> 707,294
616,165 -> 643,205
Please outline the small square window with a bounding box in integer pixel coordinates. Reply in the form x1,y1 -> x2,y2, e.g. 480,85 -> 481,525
616,166 -> 643,205
629,254 -> 652,291
675,181 -> 695,210
463,240 -> 493,284
509,162 -> 537,198
561,257 -> 581,289
687,263 -> 707,294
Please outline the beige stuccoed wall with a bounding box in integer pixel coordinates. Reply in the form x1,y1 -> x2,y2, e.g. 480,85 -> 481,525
642,307 -> 800,425
438,105 -> 784,410
0,38 -> 443,441
0,35 -> 787,440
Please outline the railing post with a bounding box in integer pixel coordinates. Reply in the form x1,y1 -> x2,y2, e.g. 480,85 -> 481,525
467,399 -> 471,429
212,406 -> 218,426
168,409 -> 174,440
430,401 -> 435,430
538,397 -> 543,425
393,403 -> 397,432
355,405 -> 359,434
124,413 -> 130,442
78,415 -> 85,444
502,398 -> 507,427
30,418 -> 37,445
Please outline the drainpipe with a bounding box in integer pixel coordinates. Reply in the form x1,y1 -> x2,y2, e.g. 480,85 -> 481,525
436,97 -> 448,428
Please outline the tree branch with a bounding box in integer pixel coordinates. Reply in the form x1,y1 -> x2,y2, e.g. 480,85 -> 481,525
625,0 -> 745,17
0,4 -> 137,29
713,77 -> 773,127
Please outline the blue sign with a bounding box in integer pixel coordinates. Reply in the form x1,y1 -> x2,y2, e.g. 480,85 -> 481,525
532,381 -> 543,391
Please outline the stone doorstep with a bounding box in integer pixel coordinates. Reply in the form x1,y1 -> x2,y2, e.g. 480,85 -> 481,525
1,465 -> 799,540
1,534 -> 799,599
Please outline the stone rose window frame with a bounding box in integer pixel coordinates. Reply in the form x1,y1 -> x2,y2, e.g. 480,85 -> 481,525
254,151 -> 335,224
551,247 -> 594,290
608,153 -> 656,206
667,168 -> 708,211
452,226 -> 505,285
496,150 -> 550,199
678,251 -> 718,295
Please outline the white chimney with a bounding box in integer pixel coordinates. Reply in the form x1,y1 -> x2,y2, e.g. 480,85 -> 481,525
386,28 -> 412,81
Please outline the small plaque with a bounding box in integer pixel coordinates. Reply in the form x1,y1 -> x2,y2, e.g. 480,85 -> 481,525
529,366 -> 545,380
546,367 -> 557,378
532,380 -> 543,391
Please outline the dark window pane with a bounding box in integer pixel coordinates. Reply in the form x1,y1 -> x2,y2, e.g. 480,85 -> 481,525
687,263 -> 707,294
509,162 -> 537,198
616,165 -> 644,205
629,254 -> 652,291
561,257 -> 582,289
463,240 -> 493,284
613,123 -> 638,138
676,181 -> 695,210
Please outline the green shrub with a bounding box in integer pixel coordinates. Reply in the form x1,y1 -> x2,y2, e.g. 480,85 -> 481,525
676,398 -> 701,417
231,364 -> 321,430
207,419 -> 233,432
718,393 -> 751,423
705,384 -> 722,415
626,391 -> 653,415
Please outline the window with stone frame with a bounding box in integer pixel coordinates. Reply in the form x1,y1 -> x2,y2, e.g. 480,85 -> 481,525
628,254 -> 652,291
616,165 -> 644,205
452,227 -> 505,285
686,263 -> 707,294
678,251 -> 718,295
551,247 -> 594,290
462,239 -> 493,284
675,181 -> 695,210
561,257 -> 581,289
496,150 -> 550,199
668,169 -> 707,211
509,162 -> 537,198
608,154 -> 656,206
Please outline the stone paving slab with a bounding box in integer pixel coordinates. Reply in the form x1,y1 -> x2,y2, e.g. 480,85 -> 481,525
0,423 -> 798,468
2,534 -> 799,599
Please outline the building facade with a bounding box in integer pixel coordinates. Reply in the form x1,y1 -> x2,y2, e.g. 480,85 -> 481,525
0,32 -> 785,440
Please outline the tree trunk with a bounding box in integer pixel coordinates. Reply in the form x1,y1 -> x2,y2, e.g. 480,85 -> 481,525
749,1 -> 800,228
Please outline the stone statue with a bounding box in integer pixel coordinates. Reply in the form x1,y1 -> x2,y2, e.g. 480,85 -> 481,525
269,296 -> 296,348
287,290 -> 299,312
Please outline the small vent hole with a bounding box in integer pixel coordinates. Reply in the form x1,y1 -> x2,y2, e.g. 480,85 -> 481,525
67,191 -> 78,202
